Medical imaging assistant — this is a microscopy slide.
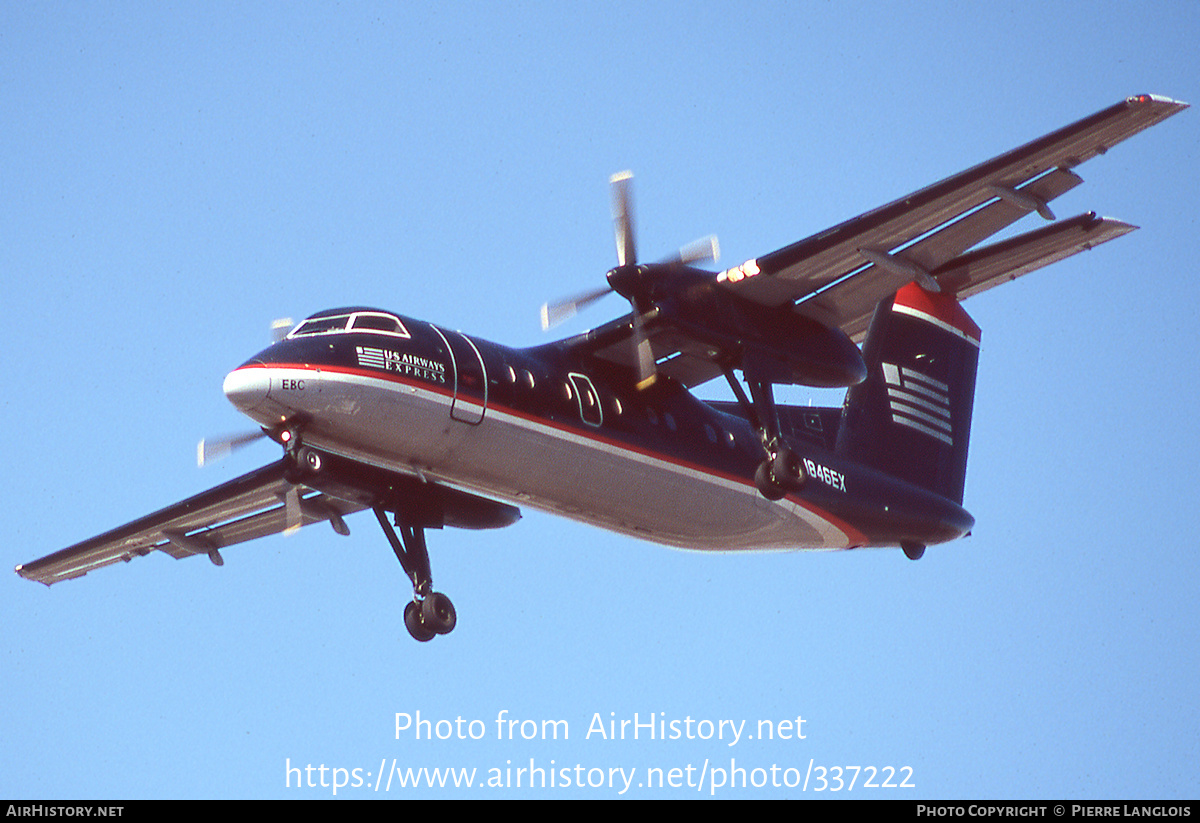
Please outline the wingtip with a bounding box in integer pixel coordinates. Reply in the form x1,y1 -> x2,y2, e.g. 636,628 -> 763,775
1128,93 -> 1189,110
1095,215 -> 1139,234
14,563 -> 50,587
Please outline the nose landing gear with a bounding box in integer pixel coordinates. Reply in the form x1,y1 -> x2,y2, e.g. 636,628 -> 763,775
373,507 -> 457,642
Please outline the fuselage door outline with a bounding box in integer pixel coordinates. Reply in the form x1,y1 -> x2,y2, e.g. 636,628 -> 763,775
568,372 -> 603,428
431,325 -> 488,425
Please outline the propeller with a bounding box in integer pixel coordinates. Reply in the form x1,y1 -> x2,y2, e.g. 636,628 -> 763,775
282,487 -> 302,535
539,172 -> 718,389
540,283 -> 612,330
197,318 -> 296,467
197,429 -> 269,467
270,318 -> 295,343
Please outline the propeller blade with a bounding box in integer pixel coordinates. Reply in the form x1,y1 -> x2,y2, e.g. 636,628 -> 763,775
632,304 -> 657,390
283,487 -> 301,535
671,235 -> 720,266
540,284 -> 614,330
611,171 -> 637,267
270,318 -> 295,343
197,429 -> 268,467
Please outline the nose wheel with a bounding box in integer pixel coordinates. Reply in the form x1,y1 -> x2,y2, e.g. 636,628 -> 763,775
373,507 -> 457,642
403,599 -> 456,642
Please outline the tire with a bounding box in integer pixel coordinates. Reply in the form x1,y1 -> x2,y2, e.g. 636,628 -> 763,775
404,600 -> 435,642
755,460 -> 787,500
298,447 -> 322,473
772,449 -> 805,489
421,592 -> 457,635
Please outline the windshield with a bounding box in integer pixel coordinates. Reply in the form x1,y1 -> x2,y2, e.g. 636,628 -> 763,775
288,311 -> 410,339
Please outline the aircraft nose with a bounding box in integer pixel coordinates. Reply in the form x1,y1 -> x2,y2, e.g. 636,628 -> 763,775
223,366 -> 270,413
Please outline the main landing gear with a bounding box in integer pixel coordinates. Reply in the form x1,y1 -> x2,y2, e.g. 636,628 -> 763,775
723,368 -> 807,501
373,507 -> 457,642
754,448 -> 805,501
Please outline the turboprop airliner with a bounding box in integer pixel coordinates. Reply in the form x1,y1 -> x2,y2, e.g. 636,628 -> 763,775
17,94 -> 1187,642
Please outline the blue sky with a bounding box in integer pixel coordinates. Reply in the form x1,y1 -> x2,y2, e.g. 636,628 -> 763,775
3,2 -> 1197,799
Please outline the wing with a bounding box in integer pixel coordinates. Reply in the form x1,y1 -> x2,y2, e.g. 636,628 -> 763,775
562,309 -> 730,388
717,93 -> 1187,339
16,454 -> 521,586
15,460 -> 362,586
565,95 -> 1185,383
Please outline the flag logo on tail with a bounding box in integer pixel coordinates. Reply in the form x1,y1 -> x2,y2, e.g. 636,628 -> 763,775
882,362 -> 953,446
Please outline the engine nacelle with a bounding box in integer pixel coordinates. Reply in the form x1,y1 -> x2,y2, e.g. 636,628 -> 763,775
648,264 -> 867,389
740,310 -> 867,388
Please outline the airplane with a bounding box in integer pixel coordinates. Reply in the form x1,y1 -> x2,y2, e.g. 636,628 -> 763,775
16,94 -> 1187,642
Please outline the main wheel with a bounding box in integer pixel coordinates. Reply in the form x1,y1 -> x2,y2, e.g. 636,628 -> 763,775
421,592 -> 457,635
297,446 -> 322,473
404,600 -> 435,642
772,448 -> 805,488
755,460 -> 787,500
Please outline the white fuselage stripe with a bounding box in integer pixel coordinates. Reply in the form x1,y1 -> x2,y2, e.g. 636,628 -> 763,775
240,364 -> 862,551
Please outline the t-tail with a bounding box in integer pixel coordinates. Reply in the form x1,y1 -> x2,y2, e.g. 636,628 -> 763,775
836,283 -> 981,505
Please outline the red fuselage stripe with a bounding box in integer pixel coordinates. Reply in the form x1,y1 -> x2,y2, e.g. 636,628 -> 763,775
232,362 -> 870,545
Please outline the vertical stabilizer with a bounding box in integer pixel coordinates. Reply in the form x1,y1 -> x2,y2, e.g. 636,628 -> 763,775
836,284 -> 981,504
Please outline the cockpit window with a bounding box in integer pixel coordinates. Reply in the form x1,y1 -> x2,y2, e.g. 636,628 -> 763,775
290,315 -> 352,337
350,313 -> 411,338
288,311 -> 411,339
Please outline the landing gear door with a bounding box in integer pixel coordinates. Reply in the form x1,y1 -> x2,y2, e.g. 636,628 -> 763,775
432,327 -> 488,425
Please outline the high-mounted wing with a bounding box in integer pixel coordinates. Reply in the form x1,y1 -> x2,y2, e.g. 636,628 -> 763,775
567,95 -> 1185,386
717,94 -> 1187,336
15,460 -> 362,586
16,454 -> 522,586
